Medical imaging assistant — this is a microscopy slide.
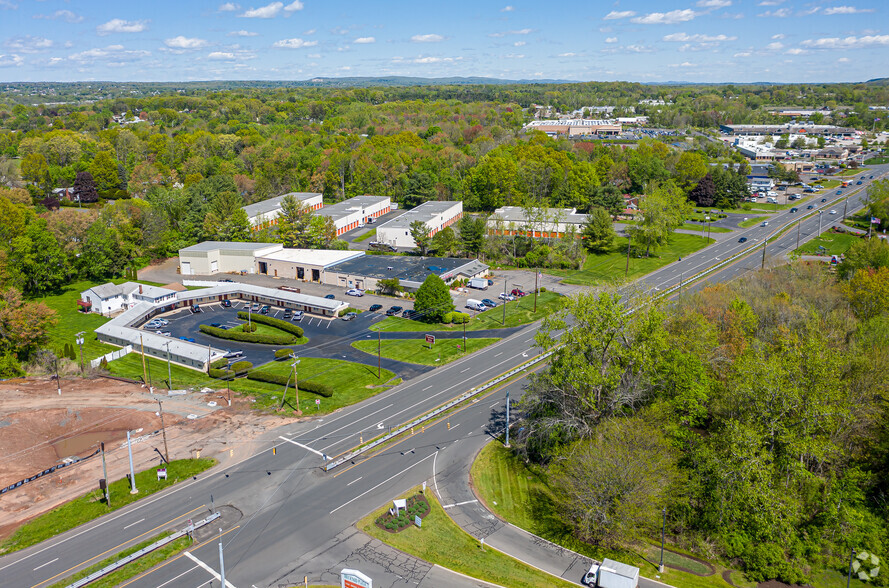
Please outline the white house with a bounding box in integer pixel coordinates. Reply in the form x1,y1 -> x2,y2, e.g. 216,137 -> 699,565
79,282 -> 177,316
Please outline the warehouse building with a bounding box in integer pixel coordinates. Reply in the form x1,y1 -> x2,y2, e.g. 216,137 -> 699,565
376,201 -> 463,249
323,256 -> 488,292
523,119 -> 622,136
254,248 -> 365,282
242,192 -> 324,232
486,206 -> 588,239
720,123 -> 855,137
317,195 -> 391,236
178,241 -> 283,275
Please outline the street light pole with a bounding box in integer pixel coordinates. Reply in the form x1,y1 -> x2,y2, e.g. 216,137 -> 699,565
659,508 -> 666,573
818,210 -> 823,236
762,237 -> 767,270
75,332 -> 84,373
165,341 -> 172,390
501,279 -> 507,326
706,216 -> 711,242
100,442 -> 110,506
797,220 -> 801,250
126,430 -> 138,494
504,389 -> 510,448
219,528 -> 227,588
157,399 -> 170,463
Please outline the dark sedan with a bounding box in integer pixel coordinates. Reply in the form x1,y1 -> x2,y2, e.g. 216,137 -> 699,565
386,306 -> 403,316
369,304 -> 383,312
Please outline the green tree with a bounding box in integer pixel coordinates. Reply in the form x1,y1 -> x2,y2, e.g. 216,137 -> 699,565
77,221 -> 133,280
413,274 -> 454,322
837,237 -> 889,280
409,220 -> 431,255
203,191 -> 250,242
89,150 -> 120,193
0,287 -> 57,361
429,226 -> 457,256
628,182 -> 692,257
580,206 -> 615,254
305,215 -> 337,248
21,152 -> 50,195
458,214 -> 486,256
377,277 -> 402,295
6,219 -> 69,295
275,194 -> 313,248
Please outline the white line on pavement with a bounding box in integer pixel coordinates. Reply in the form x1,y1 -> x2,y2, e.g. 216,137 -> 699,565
494,352 -> 503,357
346,476 -> 363,486
423,385 -> 433,391
443,500 -> 478,509
183,552 -> 237,588
32,558 -> 58,571
279,436 -> 325,457
460,367 -> 471,373
123,518 -> 144,530
330,453 -> 435,514
449,423 -> 460,430
156,564 -> 200,588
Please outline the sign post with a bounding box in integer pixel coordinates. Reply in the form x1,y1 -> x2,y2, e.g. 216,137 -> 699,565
425,334 -> 435,349
341,568 -> 372,588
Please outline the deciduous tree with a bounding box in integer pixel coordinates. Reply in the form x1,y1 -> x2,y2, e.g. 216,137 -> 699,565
413,274 -> 454,322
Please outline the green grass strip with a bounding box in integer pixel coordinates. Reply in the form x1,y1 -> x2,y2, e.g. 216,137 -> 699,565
0,458 -> 215,555
351,337 -> 499,365
353,228 -> 377,242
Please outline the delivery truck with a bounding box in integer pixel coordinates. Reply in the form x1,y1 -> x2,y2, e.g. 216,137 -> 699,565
469,278 -> 489,290
465,299 -> 487,311
582,559 -> 639,588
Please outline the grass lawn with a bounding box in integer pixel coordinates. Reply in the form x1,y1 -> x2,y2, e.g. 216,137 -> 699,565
351,337 -> 499,365
369,291 -> 565,333
353,228 -> 377,242
549,233 -> 710,286
251,357 -> 396,413
682,223 -> 733,234
738,216 -> 767,228
794,232 -> 864,256
0,458 -> 215,555
47,532 -> 192,588
834,168 -> 868,177
818,179 -> 842,189
359,487 -> 576,588
864,156 -> 889,165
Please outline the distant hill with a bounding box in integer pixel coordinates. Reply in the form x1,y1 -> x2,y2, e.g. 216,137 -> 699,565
865,77 -> 889,85
291,76 -> 572,87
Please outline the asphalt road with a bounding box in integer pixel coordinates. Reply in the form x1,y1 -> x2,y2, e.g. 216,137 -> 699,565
2,165 -> 886,588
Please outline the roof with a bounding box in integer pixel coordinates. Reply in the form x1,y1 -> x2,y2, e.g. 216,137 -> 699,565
176,283 -> 347,312
86,282 -> 127,299
161,282 -> 188,292
489,206 -> 588,226
377,201 -> 462,230
134,284 -> 177,299
242,192 -> 321,219
179,241 -> 283,254
601,559 -> 639,580
316,195 -> 390,222
328,255 -> 488,286
255,248 -> 365,268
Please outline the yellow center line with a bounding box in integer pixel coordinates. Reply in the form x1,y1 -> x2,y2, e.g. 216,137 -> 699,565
117,525 -> 241,588
30,505 -> 207,588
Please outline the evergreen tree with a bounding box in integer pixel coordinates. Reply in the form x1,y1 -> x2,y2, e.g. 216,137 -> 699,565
581,206 -> 616,254
409,220 -> 431,255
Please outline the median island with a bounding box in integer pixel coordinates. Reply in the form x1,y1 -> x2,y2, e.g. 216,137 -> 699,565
199,312 -> 308,345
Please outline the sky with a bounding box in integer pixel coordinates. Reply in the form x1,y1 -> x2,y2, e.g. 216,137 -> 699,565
0,0 -> 886,83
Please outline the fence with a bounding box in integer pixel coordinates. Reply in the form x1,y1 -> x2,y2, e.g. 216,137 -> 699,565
90,345 -> 132,368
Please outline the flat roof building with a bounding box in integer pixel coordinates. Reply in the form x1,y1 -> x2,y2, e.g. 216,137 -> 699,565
376,201 -> 463,249
79,282 -> 178,316
486,206 -> 588,239
524,119 -> 622,136
243,192 -> 324,232
323,255 -> 488,292
254,248 -> 365,282
316,195 -> 391,236
178,241 -> 283,275
720,123 -> 855,137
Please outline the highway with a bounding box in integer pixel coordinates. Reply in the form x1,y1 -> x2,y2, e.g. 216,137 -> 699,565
1,165 -> 886,588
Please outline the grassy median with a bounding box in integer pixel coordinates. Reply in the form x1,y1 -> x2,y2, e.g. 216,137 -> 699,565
351,337 -> 499,365
0,458 -> 215,555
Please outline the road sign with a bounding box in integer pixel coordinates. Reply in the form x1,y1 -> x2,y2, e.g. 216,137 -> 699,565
315,398 -> 321,406
425,334 -> 435,345
341,568 -> 372,588
414,515 -> 422,528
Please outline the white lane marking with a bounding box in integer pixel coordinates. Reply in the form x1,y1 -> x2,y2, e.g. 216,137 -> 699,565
460,367 -> 471,373
330,453 -> 435,514
32,558 -> 58,571
184,552 -> 237,588
123,518 -> 145,530
279,436 -> 325,457
327,320 -> 332,329
423,385 -> 433,391
156,564 -> 201,588
489,401 -> 499,408
432,450 -> 441,499
443,499 -> 478,509
494,352 -> 503,357
449,423 -> 460,430
346,476 -> 363,486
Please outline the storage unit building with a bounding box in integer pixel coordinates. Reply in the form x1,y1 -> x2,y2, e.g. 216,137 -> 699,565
486,206 -> 588,239
323,255 -> 488,292
375,200 -> 463,249
243,192 -> 324,232
178,241 -> 283,275
316,195 -> 391,236
254,248 -> 365,282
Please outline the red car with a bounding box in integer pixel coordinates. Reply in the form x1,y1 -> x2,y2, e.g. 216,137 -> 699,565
511,288 -> 528,297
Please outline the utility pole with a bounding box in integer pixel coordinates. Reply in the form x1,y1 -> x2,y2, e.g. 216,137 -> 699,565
157,399 -> 170,463
501,279 -> 507,326
140,335 -> 147,386
847,548 -> 856,588
126,430 -> 138,494
797,220 -> 801,250
761,237 -> 767,269
818,210 -> 823,237
100,442 -> 110,506
843,199 -> 848,221
76,332 -> 85,373
659,508 -> 666,573
533,270 -> 538,313
504,389 -> 510,448
625,234 -> 632,277
707,217 -> 711,242
377,328 -> 381,379
219,528 -> 227,588
54,355 -> 61,396
462,318 -> 466,353
165,341 -> 172,390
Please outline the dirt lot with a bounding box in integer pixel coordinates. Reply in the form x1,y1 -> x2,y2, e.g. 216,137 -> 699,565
0,375 -> 290,542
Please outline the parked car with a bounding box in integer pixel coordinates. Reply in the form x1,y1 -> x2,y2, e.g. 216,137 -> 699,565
190,305 -> 202,313
260,305 -> 270,314
218,278 -> 234,283
218,325 -> 229,330
481,299 -> 498,308
345,288 -> 364,297
804,187 -> 816,193
738,237 -> 748,243
369,304 -> 383,312
342,312 -> 357,321
325,294 -> 336,300
179,336 -> 196,342
385,306 -> 403,316
283,309 -> 292,319
487,279 -> 494,286
210,322 -> 223,328
251,303 -> 260,311
292,310 -> 304,322
499,293 -> 516,301
223,350 -> 243,359
158,331 -> 172,336
221,300 -> 231,308
511,288 -> 527,297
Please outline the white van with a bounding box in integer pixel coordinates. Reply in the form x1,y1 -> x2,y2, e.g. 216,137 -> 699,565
465,299 -> 486,312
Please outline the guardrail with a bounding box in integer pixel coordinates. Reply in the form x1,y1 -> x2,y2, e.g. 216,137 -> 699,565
65,512 -> 220,588
324,350 -> 555,471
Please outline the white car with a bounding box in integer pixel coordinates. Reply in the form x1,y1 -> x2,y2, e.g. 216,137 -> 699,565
760,221 -> 769,227
499,293 -> 516,301
345,288 -> 364,297
829,209 -> 837,215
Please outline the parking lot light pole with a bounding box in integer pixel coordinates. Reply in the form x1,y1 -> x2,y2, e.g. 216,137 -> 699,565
75,332 -> 85,373
126,430 -> 138,494
659,508 -> 666,573
164,341 -> 172,390
818,210 -> 823,236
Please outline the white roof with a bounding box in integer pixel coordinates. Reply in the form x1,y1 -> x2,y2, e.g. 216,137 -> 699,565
133,284 -> 177,299
317,195 -> 389,222
176,283 -> 347,312
255,248 -> 365,268
179,241 -> 283,254
378,201 -> 462,230
601,559 -> 639,580
242,193 -> 321,219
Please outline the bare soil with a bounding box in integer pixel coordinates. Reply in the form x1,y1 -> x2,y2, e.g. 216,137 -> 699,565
0,375 -> 291,542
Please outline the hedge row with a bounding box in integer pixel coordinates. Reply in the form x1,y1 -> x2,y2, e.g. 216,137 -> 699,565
442,311 -> 470,324
210,358 -> 229,370
199,324 -> 296,345
208,368 -> 234,379
236,312 -> 304,337
230,361 -> 253,374
274,348 -> 294,359
245,370 -> 334,398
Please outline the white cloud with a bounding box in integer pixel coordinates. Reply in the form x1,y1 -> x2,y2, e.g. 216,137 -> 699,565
625,44 -> 653,52
558,52 -> 577,57
164,36 -> 208,50
34,10 -> 83,23
603,10 -> 636,19
489,28 -> 532,37
800,34 -> 889,49
0,53 -> 23,67
758,8 -> 791,17
284,1 -> 304,12
785,48 -> 807,55
662,32 -> 736,42
208,51 -> 236,59
218,2 -> 240,10
411,34 -> 444,42
68,44 -> 150,62
758,0 -> 783,4
96,19 -> 149,35
228,30 -> 258,37
513,41 -> 526,46
0,0 -> 17,9
766,41 -> 784,50
837,57 -> 850,62
772,33 -> 785,39
5,36 -> 53,53
240,2 -> 283,18
678,61 -> 695,66
304,29 -> 316,35
824,5 -> 874,14
501,5 -> 514,11
734,50 -> 752,57
504,53 -> 524,58
354,36 -> 375,44
697,0 -> 731,7
605,37 -> 618,43
412,56 -> 461,63
631,9 -> 697,24
273,37 -> 317,48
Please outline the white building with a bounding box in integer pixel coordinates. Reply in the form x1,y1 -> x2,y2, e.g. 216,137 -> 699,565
375,201 -> 463,249
254,248 -> 365,282
178,241 -> 284,275
79,282 -> 178,316
316,195 -> 391,236
486,206 -> 588,239
242,192 -> 324,232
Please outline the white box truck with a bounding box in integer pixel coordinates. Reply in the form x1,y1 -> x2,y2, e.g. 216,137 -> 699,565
469,278 -> 488,290
465,299 -> 487,311
582,559 -> 639,588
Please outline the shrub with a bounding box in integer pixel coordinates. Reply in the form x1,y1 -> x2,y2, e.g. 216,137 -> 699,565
246,370 -> 334,397
442,311 -> 454,324
210,358 -> 229,370
230,361 -> 252,374
451,312 -> 470,324
208,368 -> 234,379
338,308 -> 350,317
199,324 -> 296,345
236,312 -> 304,337
539,287 -> 547,293
241,323 -> 257,333
274,348 -> 294,359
